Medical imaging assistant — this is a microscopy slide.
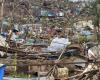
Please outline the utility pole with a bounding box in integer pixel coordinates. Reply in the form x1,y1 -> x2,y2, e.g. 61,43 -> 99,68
96,4 -> 100,58
0,0 -> 4,20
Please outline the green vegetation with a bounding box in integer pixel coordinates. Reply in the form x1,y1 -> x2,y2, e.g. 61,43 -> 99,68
10,73 -> 32,78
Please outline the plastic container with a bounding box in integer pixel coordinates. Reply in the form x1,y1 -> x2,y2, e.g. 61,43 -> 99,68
0,64 -> 6,80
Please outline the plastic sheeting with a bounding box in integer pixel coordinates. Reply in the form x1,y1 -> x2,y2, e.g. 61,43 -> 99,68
4,77 -> 54,80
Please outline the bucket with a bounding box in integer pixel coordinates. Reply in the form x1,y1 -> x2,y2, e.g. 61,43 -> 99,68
0,64 -> 6,80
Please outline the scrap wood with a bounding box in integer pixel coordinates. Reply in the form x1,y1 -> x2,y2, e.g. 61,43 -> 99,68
7,53 -> 51,56
77,54 -> 88,60
0,59 -> 94,66
1,58 -> 100,66
0,45 -> 36,54
47,45 -> 67,76
66,69 -> 99,80
79,70 -> 98,80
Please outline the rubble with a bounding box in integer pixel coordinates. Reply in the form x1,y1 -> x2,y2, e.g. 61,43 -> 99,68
0,0 -> 100,80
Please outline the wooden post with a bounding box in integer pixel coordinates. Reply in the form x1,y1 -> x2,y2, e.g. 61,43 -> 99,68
96,4 -> 100,63
28,65 -> 31,78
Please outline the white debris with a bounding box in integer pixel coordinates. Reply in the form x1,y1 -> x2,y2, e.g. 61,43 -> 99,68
0,64 -> 5,67
82,63 -> 98,73
74,59 -> 86,68
0,35 -> 9,47
88,45 -> 100,60
0,35 -> 9,56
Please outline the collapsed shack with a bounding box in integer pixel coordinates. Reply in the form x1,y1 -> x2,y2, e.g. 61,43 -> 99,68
0,40 -> 100,79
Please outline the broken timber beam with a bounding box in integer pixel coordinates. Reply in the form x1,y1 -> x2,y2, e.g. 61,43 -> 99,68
0,59 -> 100,66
